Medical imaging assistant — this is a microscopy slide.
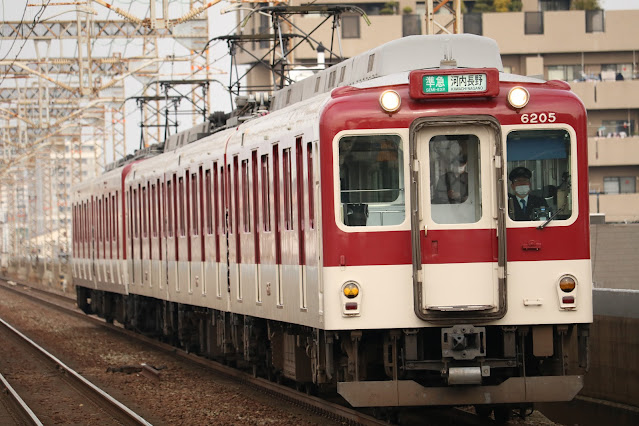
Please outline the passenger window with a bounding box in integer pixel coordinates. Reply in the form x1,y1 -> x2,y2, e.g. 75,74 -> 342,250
506,129 -> 572,222
338,134 -> 405,227
429,134 -> 482,224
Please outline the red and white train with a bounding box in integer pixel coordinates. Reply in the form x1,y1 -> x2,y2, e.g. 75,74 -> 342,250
72,34 -> 592,416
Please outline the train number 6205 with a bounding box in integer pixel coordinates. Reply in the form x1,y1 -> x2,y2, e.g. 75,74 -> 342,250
521,112 -> 556,124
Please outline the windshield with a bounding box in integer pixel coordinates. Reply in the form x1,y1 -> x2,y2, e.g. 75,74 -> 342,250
506,129 -> 572,222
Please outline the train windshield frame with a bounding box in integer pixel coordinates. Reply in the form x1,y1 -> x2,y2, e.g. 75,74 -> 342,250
504,126 -> 577,225
335,132 -> 408,229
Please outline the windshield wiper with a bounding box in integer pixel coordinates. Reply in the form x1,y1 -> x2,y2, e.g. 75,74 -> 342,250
537,206 -> 565,230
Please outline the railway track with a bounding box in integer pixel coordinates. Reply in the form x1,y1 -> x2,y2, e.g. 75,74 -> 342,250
0,281 -> 388,425
0,371 -> 42,425
0,316 -> 151,425
0,280 -> 501,425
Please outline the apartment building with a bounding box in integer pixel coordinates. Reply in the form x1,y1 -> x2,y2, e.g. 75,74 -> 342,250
234,0 -> 639,222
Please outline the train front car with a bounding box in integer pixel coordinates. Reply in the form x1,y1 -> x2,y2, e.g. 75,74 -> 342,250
319,35 -> 592,413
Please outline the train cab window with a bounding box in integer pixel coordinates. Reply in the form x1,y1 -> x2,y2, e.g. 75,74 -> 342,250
506,129 -> 572,222
429,134 -> 482,224
338,134 -> 405,227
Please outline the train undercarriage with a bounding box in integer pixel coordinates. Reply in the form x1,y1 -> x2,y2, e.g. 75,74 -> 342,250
78,286 -> 589,419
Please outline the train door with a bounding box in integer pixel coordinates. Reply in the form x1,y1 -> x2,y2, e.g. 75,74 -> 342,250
410,118 -> 507,321
165,174 -> 178,296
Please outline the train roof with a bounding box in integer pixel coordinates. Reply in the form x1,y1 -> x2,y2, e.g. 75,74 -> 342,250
270,34 -> 503,111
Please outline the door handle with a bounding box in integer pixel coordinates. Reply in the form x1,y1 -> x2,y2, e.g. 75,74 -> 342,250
522,240 -> 542,251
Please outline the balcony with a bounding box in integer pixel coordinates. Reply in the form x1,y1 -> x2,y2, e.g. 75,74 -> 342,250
570,80 -> 639,110
588,137 -> 639,166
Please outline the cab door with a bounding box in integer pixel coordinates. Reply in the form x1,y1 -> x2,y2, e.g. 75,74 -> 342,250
410,118 -> 507,322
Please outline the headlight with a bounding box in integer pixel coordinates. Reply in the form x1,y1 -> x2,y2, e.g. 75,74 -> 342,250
559,276 -> 576,292
343,282 -> 360,299
379,90 -> 401,113
508,86 -> 529,109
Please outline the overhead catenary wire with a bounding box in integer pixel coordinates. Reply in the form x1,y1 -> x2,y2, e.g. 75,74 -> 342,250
0,0 -> 45,88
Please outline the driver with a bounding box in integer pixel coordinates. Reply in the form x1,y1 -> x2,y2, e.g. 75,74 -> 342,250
508,166 -> 548,221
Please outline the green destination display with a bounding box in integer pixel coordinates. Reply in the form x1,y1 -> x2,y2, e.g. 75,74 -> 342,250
422,73 -> 487,94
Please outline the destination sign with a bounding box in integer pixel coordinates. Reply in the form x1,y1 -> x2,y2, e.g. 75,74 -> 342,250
422,73 -> 487,94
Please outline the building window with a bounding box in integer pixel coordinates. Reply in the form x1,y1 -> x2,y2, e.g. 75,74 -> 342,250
463,13 -> 483,36
539,0 -> 570,10
525,12 -> 544,35
586,10 -> 605,33
601,64 -> 632,81
600,120 -> 634,137
547,65 -> 583,82
402,14 -> 421,37
342,14 -> 360,39
604,177 -> 636,194
259,7 -> 270,49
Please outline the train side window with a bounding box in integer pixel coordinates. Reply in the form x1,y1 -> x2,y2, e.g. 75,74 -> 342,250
233,159 -> 239,235
429,134 -> 482,224
205,169 -> 213,235
261,154 -> 271,232
151,184 -> 157,237
133,188 -> 139,238
167,179 -> 174,237
506,129 -> 572,222
307,142 -> 315,230
242,158 -> 251,233
228,164 -> 234,233
179,176 -> 186,237
98,198 -> 103,246
283,148 -> 293,230
220,165 -> 226,233
113,193 -> 118,258
156,180 -> 162,240
191,172 -> 199,236
252,151 -> 261,263
105,196 -> 111,256
338,134 -> 405,227
213,164 -> 220,237
142,186 -> 148,238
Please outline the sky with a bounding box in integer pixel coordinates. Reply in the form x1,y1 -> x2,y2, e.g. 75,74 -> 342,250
600,0 -> 639,9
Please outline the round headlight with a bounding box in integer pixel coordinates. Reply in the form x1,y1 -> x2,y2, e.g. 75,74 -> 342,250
343,282 -> 360,299
380,90 -> 401,113
508,86 -> 530,109
559,276 -> 576,293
